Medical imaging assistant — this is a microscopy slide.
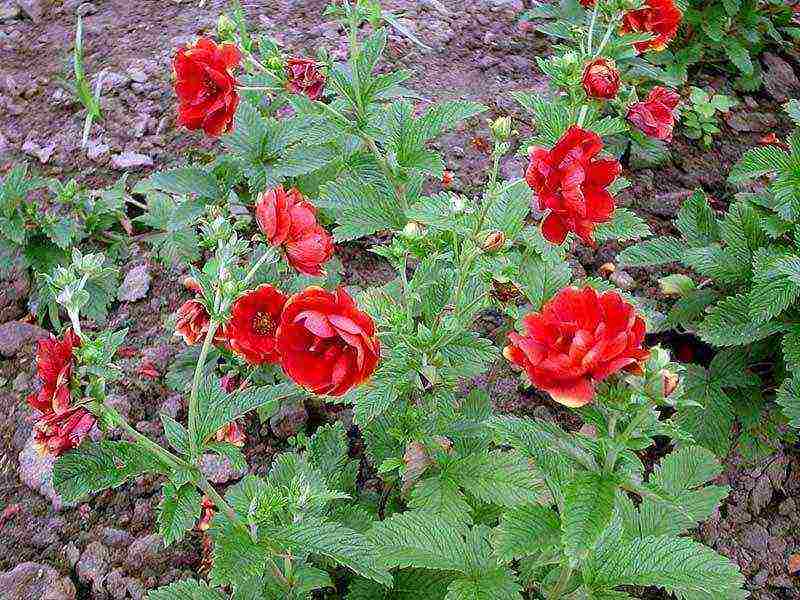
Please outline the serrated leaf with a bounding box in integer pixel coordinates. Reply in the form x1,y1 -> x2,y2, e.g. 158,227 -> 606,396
158,482 -> 201,547
728,146 -> 791,184
675,365 -> 735,456
444,567 -> 523,600
150,168 -> 221,200
776,374 -> 800,428
418,101 -> 486,141
493,504 -> 561,563
593,209 -> 652,243
617,237 -> 684,267
675,190 -> 719,246
147,579 -> 226,600
408,477 -> 473,530
561,472 -> 618,561
697,293 -> 784,347
449,451 -> 543,508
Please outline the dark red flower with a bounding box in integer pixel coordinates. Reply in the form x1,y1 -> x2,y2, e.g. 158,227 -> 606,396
627,86 -> 681,141
173,37 -> 241,137
525,125 -> 620,246
759,133 -> 790,151
175,299 -> 211,346
621,0 -> 682,53
33,408 -> 96,456
198,495 -> 215,532
504,286 -> 649,407
579,0 -> 595,7
582,58 -> 621,100
27,329 -> 80,415
442,171 -> 454,188
215,421 -> 245,447
255,186 -> 334,276
276,286 -> 379,396
286,57 -> 326,101
223,284 -> 288,365
137,359 -> 160,380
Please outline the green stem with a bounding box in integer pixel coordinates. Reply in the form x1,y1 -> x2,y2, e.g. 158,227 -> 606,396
238,85 -> 277,92
474,150 -> 502,235
577,105 -> 589,128
187,321 -> 220,458
586,2 -> 599,55
244,52 -> 269,74
594,18 -> 617,57
606,402 -> 653,473
548,565 -> 574,600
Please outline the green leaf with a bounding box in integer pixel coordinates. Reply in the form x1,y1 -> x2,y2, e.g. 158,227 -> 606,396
593,209 -> 652,244
407,477 -> 473,530
748,249 -> 800,324
493,504 -> 561,563
448,451 -> 543,508
675,365 -> 735,456
776,374 -> 800,429
157,482 -> 202,547
268,517 -> 392,586
617,237 -> 684,267
675,190 -> 719,246
785,99 -> 800,127
649,446 -> 722,494
444,567 -> 523,600
728,146 -> 791,184
418,101 -> 486,141
723,39 -> 753,76
196,380 -> 295,447
561,472 -> 618,561
150,168 -> 221,200
587,535 -> 747,599
53,441 -> 170,503
160,414 -> 190,455
485,180 -> 531,240
515,251 -> 571,311
147,579 -> 226,600
697,294 -> 784,347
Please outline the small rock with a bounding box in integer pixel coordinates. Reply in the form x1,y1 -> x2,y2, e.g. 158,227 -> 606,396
269,399 -> 308,439
21,139 -> 56,164
14,0 -> 46,21
0,563 -> 76,600
0,1 -> 21,21
609,270 -> 636,291
789,554 -> 800,575
741,523 -> 770,554
198,452 -> 246,484
76,541 -> 110,587
100,527 -> 132,549
118,264 -> 151,302
76,1 -> 96,15
125,534 -> 162,570
0,321 -> 49,357
724,111 -> 778,133
105,569 -> 127,600
18,434 -> 66,511
111,151 -> 153,170
95,71 -> 130,92
63,543 -> 80,569
762,53 -> 800,102
86,139 -> 110,161
127,67 -> 148,84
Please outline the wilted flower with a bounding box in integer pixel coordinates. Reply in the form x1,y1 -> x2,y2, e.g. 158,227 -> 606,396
660,369 -> 679,398
582,58 -> 621,100
504,286 -> 650,407
215,421 -> 246,447
223,284 -> 288,366
175,299 -> 211,346
627,86 -> 681,141
276,286 -> 380,396
481,231 -> 506,252
173,37 -> 241,136
525,125 -> 620,246
286,57 -> 326,100
621,0 -> 682,53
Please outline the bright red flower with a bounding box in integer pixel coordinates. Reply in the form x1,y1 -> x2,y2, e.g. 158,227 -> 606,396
276,286 -> 379,396
175,299 -> 211,346
173,37 -> 241,137
255,185 -> 334,276
198,495 -> 215,531
579,0 -> 595,7
442,171 -> 454,189
627,86 -> 681,141
27,329 -> 80,415
525,125 -> 620,246
33,407 -> 96,456
286,57 -> 326,100
621,0 -> 682,53
582,58 -> 621,100
504,286 -> 649,407
223,284 -> 288,365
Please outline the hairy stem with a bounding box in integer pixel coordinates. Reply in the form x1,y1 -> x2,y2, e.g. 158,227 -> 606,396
548,565 -> 574,600
187,321 -> 220,458
586,2 -> 599,55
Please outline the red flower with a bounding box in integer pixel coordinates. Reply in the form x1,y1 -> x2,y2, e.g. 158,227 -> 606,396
198,495 -> 215,531
175,299 -> 211,346
286,57 -> 326,101
173,37 -> 241,137
223,284 -> 288,365
255,186 -> 334,276
525,125 -> 620,246
582,58 -> 621,100
504,286 -> 649,407
442,171 -> 454,188
621,0 -> 682,53
759,133 -> 790,151
33,408 -> 96,456
137,359 -> 160,380
627,86 -> 681,141
580,0 -> 595,7
276,286 -> 379,396
215,421 -> 246,447
27,329 -> 80,415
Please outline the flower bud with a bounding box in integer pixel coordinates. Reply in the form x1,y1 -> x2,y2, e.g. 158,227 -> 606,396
490,116 -> 512,142
482,230 -> 506,252
402,221 -> 423,238
182,276 -> 201,293
658,274 -> 695,297
660,369 -> 679,398
216,14 -> 237,41
599,262 -> 616,276
582,58 -> 621,100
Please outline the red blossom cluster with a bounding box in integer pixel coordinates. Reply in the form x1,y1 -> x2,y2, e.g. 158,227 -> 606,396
286,57 -> 326,100
620,0 -> 682,54
525,125 -> 621,246
27,330 -> 95,456
582,58 -> 621,100
627,86 -> 681,141
504,286 -> 650,407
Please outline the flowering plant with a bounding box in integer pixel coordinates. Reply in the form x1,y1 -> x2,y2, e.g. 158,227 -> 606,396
18,0 -> 752,599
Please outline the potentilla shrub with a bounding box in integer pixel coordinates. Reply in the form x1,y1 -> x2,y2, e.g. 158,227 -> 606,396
19,0 -> 750,598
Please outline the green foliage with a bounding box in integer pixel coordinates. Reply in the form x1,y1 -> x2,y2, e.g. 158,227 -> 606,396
681,87 -> 736,147
158,483 -> 202,547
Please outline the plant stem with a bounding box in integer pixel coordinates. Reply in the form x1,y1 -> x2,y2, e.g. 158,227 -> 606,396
586,2 -> 599,55
548,565 -> 574,600
577,105 -> 589,128
473,149 -> 502,235
605,402 -> 653,473
238,85 -> 278,92
594,18 -> 617,57
244,52 -> 269,74
187,321 -> 220,458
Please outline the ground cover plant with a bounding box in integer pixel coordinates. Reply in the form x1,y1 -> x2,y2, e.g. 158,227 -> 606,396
2,0 -> 800,598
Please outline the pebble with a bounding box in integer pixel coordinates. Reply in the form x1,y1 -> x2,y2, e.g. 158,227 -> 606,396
0,562 -> 76,600
0,1 -> 20,21
21,139 -> 56,164
77,2 -> 97,16
0,321 -> 49,357
111,151 -> 153,169
198,452 -> 246,484
76,541 -> 110,587
609,270 -> 636,291
17,434 -> 66,511
269,399 -> 308,439
125,534 -> 162,570
118,264 -> 152,302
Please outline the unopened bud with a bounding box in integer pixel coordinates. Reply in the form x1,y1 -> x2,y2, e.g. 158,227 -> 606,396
599,262 -> 616,276
658,274 -> 695,297
182,276 -> 201,294
216,14 -> 236,41
660,369 -> 679,398
482,230 -> 506,252
402,221 -> 423,238
490,116 -> 512,142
